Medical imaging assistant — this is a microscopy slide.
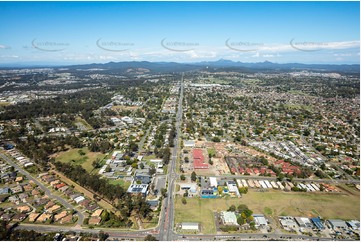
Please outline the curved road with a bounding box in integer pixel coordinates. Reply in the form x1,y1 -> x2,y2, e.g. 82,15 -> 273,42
0,153 -> 85,226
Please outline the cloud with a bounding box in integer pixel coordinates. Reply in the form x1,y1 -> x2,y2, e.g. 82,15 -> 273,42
0,45 -> 11,49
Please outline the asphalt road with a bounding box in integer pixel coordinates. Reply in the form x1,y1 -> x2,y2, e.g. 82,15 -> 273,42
0,153 -> 85,226
158,75 -> 184,241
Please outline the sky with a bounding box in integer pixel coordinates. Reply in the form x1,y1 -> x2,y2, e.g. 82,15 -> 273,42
0,1 -> 359,65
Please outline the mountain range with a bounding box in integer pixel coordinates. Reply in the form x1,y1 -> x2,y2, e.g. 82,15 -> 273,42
65,59 -> 360,73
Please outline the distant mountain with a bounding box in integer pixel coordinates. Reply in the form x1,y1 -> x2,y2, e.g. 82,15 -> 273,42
3,59 -> 358,73
64,59 -> 359,74
197,59 -> 360,73
66,61 -> 201,73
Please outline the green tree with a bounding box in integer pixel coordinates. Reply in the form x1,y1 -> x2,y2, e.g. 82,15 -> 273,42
228,205 -> 236,212
180,174 -> 186,181
144,235 -> 158,241
78,149 -> 86,156
237,216 -> 245,225
191,171 -> 197,182
161,188 -> 167,198
181,197 -> 187,204
238,187 -> 248,194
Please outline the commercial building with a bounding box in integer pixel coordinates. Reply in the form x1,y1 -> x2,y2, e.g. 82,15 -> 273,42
295,217 -> 313,228
279,217 -> 298,230
226,181 -> 240,196
328,219 -> 348,230
193,149 -> 208,169
253,214 -> 268,228
181,222 -> 199,231
311,217 -> 325,230
184,140 -> 196,148
127,184 -> 149,196
220,211 -> 238,226
209,177 -> 218,188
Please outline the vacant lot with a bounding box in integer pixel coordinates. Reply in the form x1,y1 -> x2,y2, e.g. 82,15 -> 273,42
242,190 -> 360,220
54,148 -> 106,172
74,117 -> 93,130
112,105 -> 139,111
0,102 -> 10,106
174,190 -> 360,234
108,178 -> 131,189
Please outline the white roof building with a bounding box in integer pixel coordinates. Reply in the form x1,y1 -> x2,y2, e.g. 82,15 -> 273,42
221,211 -> 238,226
254,214 -> 268,228
181,222 -> 199,230
209,177 -> 218,188
184,140 -> 196,147
74,196 -> 85,204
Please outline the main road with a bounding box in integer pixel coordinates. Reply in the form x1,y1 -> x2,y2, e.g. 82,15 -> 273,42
158,74 -> 184,241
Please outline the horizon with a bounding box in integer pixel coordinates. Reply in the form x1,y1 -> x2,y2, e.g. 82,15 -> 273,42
0,1 -> 360,65
1,59 -> 361,69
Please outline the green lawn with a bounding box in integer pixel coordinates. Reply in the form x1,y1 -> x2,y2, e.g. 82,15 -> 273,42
284,103 -> 313,112
108,179 -> 131,189
175,190 -> 360,234
175,196 -> 228,234
55,148 -> 106,172
74,117 -> 93,130
0,102 -> 10,106
142,154 -> 157,161
242,190 -> 359,220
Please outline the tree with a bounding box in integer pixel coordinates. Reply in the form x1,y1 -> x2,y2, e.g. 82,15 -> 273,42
243,209 -> 253,218
237,216 -> 245,225
184,157 -> 189,163
209,158 -> 213,165
139,163 -> 145,169
228,205 -> 236,212
144,235 -> 158,241
180,174 -> 186,181
161,188 -> 167,198
238,187 -> 248,194
98,231 -> 109,241
181,197 -> 187,204
191,171 -> 197,182
78,149 -> 86,156
277,173 -> 285,181
92,158 -> 101,169
212,137 -> 220,142
149,166 -> 156,176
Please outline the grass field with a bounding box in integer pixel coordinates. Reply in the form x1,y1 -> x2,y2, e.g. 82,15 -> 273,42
108,178 -> 131,189
111,105 -> 140,111
55,148 -> 106,172
0,102 -> 10,106
284,103 -> 313,112
174,190 -> 360,234
201,77 -> 231,85
74,117 -> 93,130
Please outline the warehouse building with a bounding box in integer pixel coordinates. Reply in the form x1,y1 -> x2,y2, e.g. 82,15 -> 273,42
181,222 -> 199,231
328,219 -> 348,230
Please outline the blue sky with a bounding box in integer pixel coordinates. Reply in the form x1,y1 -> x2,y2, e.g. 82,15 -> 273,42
0,1 -> 359,65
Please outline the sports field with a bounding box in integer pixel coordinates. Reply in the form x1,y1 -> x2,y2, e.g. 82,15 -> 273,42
174,189 -> 360,234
